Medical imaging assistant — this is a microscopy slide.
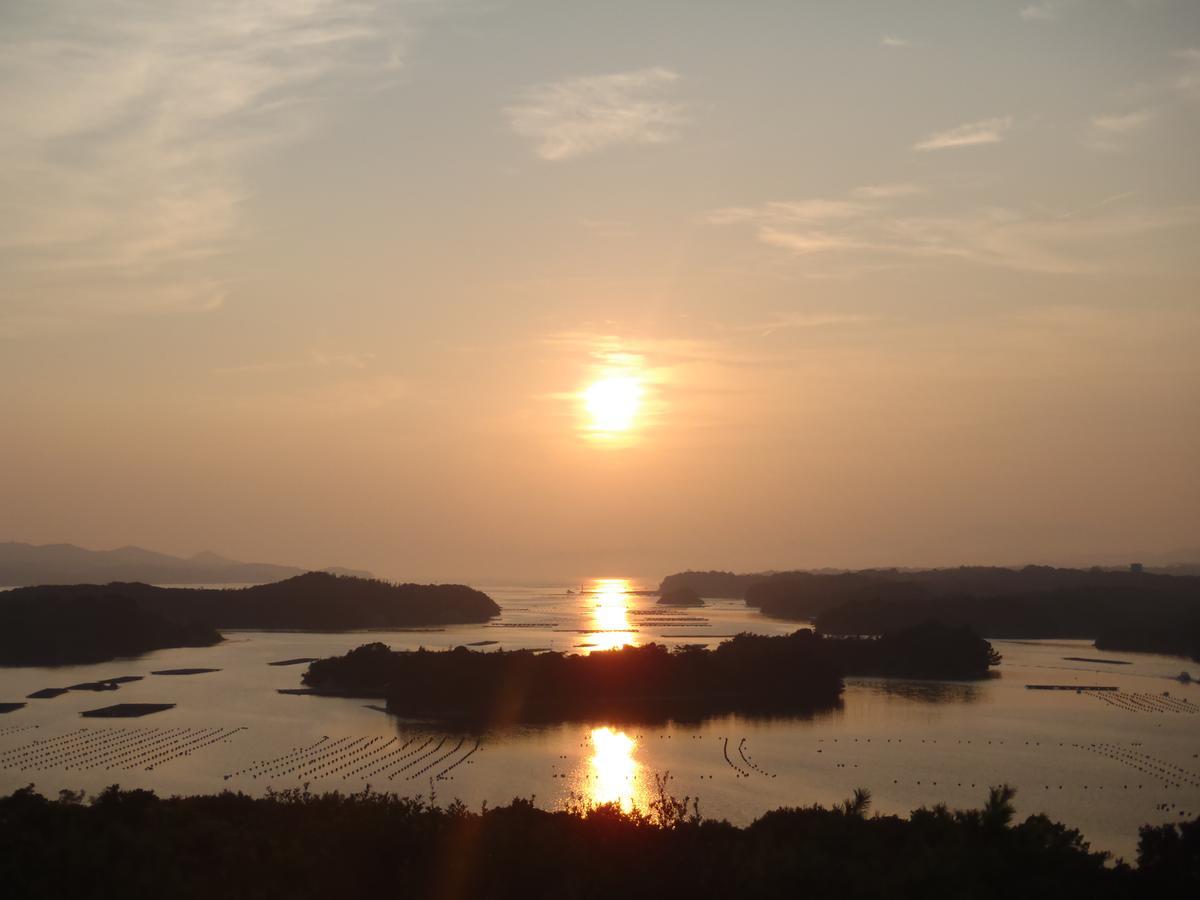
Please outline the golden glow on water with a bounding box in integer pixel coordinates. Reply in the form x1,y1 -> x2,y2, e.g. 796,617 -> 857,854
581,374 -> 642,438
588,578 -> 636,651
588,727 -> 645,813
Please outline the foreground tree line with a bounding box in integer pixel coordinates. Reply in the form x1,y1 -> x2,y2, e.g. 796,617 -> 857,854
302,624 -> 1000,725
0,781 -> 1195,899
660,566 -> 1200,660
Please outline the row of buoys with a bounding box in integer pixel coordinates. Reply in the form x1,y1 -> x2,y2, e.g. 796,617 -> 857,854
1079,741 -> 1200,789
436,740 -> 481,780
145,727 -> 245,772
369,737 -> 437,779
0,726 -> 244,772
359,738 -> 431,779
1084,690 -> 1197,715
722,737 -> 752,778
2,726 -> 171,770
738,738 -> 776,778
293,736 -> 378,780
343,738 -> 399,778
226,736 -> 334,780
388,738 -> 446,780
229,734 -> 408,787
230,733 -> 478,784
409,738 -> 465,781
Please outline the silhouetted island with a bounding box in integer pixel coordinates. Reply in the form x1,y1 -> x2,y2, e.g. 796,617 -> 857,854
663,566 -> 1200,660
0,591 -> 221,666
2,783 -> 1196,898
301,624 -> 998,724
0,573 -> 500,666
658,569 -> 771,598
656,585 -> 704,607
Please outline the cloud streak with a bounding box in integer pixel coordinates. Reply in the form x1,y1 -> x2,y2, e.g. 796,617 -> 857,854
0,0 -> 412,334
1091,110 -> 1154,133
505,67 -> 688,161
706,188 -> 1200,276
913,117 -> 1012,151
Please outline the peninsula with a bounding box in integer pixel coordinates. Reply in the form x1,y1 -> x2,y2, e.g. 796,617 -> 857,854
0,573 -> 500,666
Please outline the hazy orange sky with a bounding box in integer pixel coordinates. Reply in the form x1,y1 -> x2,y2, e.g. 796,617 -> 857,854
2,1 -> 1198,581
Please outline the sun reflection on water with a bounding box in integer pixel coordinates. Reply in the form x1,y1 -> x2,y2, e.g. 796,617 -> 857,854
588,726 -> 645,813
588,578 -> 637,652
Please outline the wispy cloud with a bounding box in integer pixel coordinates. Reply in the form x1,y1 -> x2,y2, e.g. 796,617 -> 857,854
705,198 -> 873,226
1091,109 -> 1155,133
880,36 -> 912,48
1019,3 -> 1059,21
740,312 -> 879,336
1019,0 -> 1082,22
706,188 -> 1200,276
0,1 -> 413,334
1086,108 -> 1155,150
852,183 -> 923,200
505,67 -> 688,161
213,351 -> 376,377
1175,47 -> 1200,98
913,117 -> 1012,151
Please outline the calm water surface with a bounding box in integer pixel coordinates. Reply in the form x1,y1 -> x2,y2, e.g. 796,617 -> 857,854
2,579 -> 1198,859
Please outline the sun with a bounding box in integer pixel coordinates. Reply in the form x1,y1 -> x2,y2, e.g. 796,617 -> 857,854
583,375 -> 642,435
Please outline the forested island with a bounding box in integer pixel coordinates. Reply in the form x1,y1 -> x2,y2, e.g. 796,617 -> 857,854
0,592 -> 221,666
0,573 -> 500,666
301,624 -> 999,724
657,585 -> 703,607
660,566 -> 1200,661
2,783 -> 1196,899
658,570 -> 769,598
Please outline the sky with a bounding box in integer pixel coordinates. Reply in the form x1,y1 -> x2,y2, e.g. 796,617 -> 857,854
1,0 -> 1198,582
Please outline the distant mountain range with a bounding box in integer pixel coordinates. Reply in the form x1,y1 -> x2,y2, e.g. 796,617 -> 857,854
0,542 -> 372,587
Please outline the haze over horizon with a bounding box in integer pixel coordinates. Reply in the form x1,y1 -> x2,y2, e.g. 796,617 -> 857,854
3,1 -> 1198,582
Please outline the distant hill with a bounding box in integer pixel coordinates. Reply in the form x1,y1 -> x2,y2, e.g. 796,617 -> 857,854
657,570 -> 777,598
4,572 -> 499,630
0,541 -> 372,586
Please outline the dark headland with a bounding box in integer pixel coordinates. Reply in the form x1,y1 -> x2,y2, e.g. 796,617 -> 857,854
0,573 -> 500,666
301,623 -> 999,725
656,585 -> 704,607
660,566 -> 1200,661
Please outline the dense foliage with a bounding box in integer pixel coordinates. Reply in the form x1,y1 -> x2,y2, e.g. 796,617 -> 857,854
0,573 -> 500,661
827,622 -> 1002,679
691,566 -> 1200,660
307,632 -> 844,723
658,569 -> 770,598
303,625 -> 999,724
657,585 -> 703,607
0,592 -> 220,666
4,782 -> 1194,899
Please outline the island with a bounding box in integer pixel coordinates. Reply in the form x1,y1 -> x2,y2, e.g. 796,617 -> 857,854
656,585 -> 704,607
300,623 -> 999,724
0,573 -> 500,666
0,591 -> 221,666
658,566 -> 1200,661
657,570 -> 772,598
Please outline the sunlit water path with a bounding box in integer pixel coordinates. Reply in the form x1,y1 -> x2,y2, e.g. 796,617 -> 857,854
1,579 -> 1197,859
